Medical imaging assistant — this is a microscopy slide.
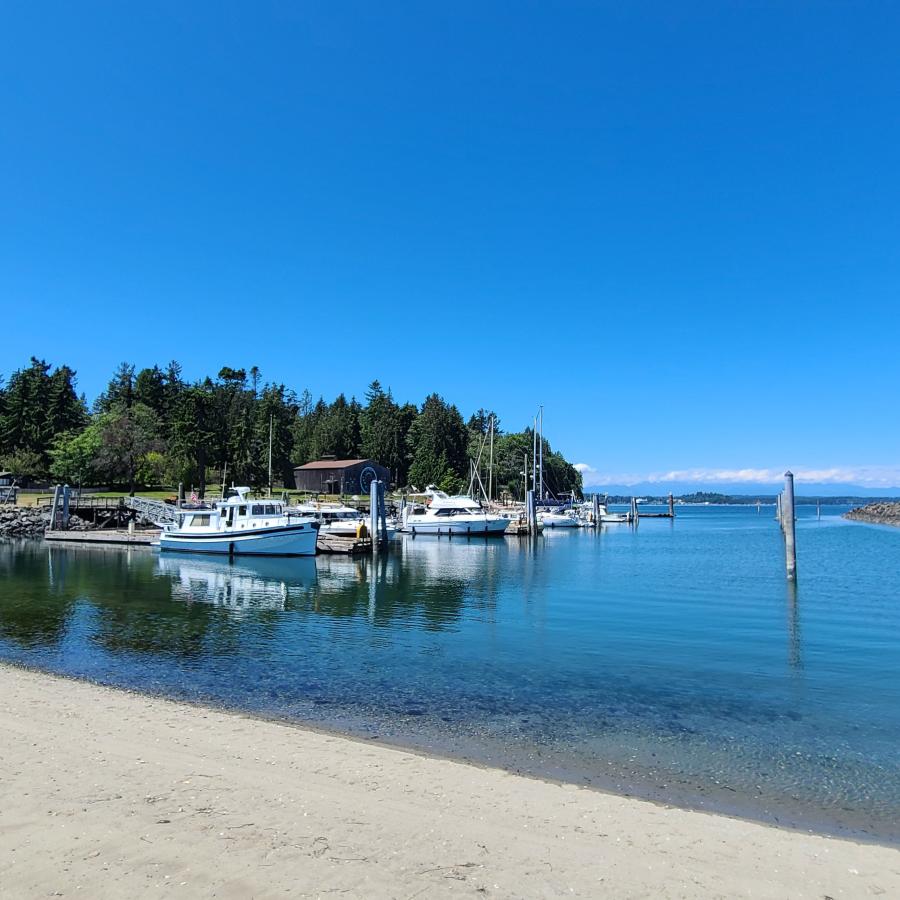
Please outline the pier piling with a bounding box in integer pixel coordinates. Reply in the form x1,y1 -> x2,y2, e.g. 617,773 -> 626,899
667,493 -> 675,518
783,471 -> 797,580
592,494 -> 600,527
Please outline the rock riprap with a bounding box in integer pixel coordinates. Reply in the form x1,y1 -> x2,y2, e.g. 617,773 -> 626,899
844,502 -> 900,527
0,507 -> 92,537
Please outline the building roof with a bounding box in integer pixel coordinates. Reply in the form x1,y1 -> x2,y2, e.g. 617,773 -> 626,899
293,459 -> 371,471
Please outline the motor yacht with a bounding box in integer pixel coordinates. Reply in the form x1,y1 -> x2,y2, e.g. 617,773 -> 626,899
402,487 -> 510,536
292,500 -> 397,538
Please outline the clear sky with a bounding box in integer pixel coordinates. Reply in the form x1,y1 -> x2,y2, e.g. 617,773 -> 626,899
2,2 -> 898,489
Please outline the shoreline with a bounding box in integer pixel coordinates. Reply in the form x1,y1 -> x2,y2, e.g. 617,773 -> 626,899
4,656 -> 897,849
2,663 -> 898,898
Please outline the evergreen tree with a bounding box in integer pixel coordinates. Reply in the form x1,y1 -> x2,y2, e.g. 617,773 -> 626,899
406,394 -> 468,490
95,362 -> 135,413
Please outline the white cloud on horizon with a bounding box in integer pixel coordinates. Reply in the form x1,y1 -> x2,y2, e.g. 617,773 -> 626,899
574,464 -> 900,488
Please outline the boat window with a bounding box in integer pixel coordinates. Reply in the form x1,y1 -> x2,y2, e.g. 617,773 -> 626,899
238,505 -> 247,516
190,514 -> 211,527
251,504 -> 264,516
265,504 -> 277,515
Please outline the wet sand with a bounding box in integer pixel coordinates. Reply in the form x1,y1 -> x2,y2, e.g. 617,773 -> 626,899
1,664 -> 898,898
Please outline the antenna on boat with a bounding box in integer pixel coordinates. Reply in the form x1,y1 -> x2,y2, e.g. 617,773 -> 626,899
267,412 -> 273,498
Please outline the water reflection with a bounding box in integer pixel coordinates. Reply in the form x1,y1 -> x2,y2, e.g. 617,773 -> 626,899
156,555 -> 317,614
785,579 -> 802,670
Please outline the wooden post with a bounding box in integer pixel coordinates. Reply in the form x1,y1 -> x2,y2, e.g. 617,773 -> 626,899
592,493 -> 600,527
62,484 -> 70,529
526,489 -> 536,534
50,485 -> 61,530
775,492 -> 782,527
370,480 -> 379,552
667,493 -> 675,518
784,471 -> 797,580
178,482 -> 184,508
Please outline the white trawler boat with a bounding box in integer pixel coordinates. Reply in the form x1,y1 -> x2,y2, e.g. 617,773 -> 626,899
158,488 -> 319,556
402,487 -> 510,536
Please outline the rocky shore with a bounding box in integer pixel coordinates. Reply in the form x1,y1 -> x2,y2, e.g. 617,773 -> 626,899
0,506 -> 90,538
844,501 -> 900,527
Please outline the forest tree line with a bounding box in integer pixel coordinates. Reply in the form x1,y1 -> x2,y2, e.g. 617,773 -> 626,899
0,358 -> 583,498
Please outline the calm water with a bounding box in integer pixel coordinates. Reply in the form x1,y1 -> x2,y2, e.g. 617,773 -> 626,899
2,506 -> 900,842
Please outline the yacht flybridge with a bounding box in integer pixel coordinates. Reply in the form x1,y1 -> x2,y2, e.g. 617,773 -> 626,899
158,488 -> 319,556
401,487 -> 510,536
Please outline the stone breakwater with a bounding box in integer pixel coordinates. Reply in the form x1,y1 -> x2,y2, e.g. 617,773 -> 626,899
0,507 -> 91,538
844,502 -> 900,527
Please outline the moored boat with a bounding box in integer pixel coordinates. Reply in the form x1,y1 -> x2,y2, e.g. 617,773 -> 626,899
402,487 -> 510,536
158,488 -> 319,556
292,500 -> 397,538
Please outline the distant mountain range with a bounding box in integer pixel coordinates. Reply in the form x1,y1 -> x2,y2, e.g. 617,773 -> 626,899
584,480 -> 900,499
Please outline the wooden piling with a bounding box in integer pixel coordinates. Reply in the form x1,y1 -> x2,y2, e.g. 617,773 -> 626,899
667,493 -> 675,518
525,489 -> 536,534
592,494 -> 600,527
783,471 -> 797,580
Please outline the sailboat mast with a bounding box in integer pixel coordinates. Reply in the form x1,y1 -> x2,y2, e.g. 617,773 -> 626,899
532,416 -> 538,495
488,415 -> 494,503
539,405 -> 544,500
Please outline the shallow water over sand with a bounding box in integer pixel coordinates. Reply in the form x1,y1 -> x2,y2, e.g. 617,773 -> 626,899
2,505 -> 899,842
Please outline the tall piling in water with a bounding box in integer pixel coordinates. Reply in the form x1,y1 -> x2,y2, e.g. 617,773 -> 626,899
783,471 -> 797,580
667,493 -> 675,518
525,489 -> 536,534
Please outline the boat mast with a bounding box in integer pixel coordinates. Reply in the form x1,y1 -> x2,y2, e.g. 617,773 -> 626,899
267,413 -> 273,498
539,405 -> 544,501
488,414 -> 494,503
532,416 -> 538,497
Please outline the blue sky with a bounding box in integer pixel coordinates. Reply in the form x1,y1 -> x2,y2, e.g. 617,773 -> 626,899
2,2 -> 898,490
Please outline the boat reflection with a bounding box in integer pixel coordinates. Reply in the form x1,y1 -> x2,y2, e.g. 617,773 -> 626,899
156,554 -> 318,614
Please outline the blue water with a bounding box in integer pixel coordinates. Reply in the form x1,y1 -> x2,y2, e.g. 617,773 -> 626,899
2,505 -> 899,842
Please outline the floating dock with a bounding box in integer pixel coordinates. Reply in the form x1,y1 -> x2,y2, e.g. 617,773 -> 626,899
316,534 -> 374,555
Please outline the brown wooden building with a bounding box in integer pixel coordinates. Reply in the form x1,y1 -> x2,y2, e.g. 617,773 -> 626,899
292,459 -> 391,495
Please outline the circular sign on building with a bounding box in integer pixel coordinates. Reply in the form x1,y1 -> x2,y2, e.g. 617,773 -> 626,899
359,465 -> 378,492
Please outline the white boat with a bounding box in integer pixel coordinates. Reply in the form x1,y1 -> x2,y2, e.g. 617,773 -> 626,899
292,500 -> 397,538
158,488 -> 319,556
575,500 -> 629,525
402,487 -> 510,536
538,508 -> 581,528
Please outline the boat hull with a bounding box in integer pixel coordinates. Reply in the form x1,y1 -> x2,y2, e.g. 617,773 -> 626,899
159,524 -> 319,556
404,518 -> 509,536
540,516 -> 580,528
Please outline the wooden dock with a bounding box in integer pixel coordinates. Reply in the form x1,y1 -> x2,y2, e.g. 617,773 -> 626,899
316,534 -> 374,555
44,529 -> 160,546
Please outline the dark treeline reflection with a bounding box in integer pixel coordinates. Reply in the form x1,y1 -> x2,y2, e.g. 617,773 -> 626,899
0,538 -> 507,661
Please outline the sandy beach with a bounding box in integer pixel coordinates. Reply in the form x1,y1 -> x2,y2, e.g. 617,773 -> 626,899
1,664 -> 898,899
